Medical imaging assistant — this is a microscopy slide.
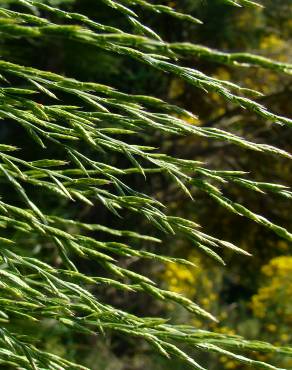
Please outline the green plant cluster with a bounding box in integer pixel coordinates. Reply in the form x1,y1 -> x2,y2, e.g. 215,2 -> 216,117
0,0 -> 291,369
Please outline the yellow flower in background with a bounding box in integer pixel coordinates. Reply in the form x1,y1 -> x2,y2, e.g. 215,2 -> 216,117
168,78 -> 185,99
250,256 -> 292,340
259,35 -> 284,51
161,254 -> 200,297
214,68 -> 231,82
161,252 -> 222,314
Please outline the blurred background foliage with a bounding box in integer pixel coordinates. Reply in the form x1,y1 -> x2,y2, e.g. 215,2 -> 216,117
1,0 -> 291,369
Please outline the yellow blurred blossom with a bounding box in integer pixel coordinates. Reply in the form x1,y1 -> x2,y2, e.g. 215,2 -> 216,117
168,78 -> 185,99
260,35 -> 284,51
250,256 -> 292,341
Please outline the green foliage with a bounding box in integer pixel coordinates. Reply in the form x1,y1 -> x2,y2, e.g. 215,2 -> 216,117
0,0 -> 291,369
